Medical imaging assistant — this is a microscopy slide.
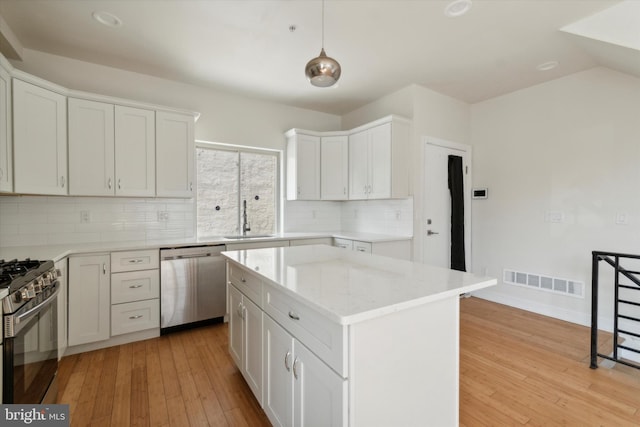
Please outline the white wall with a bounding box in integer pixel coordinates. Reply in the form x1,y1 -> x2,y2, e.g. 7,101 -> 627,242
470,67 -> 640,327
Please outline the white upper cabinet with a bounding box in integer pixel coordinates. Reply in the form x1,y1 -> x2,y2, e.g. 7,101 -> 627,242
286,130 -> 320,200
13,79 -> 67,195
68,98 -> 115,196
349,116 -> 410,200
320,135 -> 348,200
155,111 -> 194,198
0,62 -> 11,192
114,105 -> 155,197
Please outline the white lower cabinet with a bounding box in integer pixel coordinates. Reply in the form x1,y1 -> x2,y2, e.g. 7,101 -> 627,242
229,283 -> 263,404
263,315 -> 346,427
68,254 -> 110,346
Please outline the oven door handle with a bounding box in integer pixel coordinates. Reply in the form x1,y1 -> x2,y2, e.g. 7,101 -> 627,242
6,285 -> 60,338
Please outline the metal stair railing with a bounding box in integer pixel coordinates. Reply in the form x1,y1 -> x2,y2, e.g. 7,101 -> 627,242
591,251 -> 640,370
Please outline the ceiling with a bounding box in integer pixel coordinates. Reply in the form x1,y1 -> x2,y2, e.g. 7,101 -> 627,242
0,0 -> 637,115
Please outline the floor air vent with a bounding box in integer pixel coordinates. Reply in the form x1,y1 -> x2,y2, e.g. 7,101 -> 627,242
503,269 -> 584,298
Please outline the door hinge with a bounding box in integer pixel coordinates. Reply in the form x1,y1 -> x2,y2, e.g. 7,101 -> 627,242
465,166 -> 468,175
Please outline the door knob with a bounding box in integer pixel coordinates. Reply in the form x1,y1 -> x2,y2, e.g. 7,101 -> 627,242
427,230 -> 439,236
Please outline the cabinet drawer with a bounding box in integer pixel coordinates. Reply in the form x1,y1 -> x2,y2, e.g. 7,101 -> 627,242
353,241 -> 372,254
111,249 -> 159,272
333,238 -> 353,250
111,269 -> 159,304
111,299 -> 159,336
263,284 -> 347,376
228,263 -> 262,306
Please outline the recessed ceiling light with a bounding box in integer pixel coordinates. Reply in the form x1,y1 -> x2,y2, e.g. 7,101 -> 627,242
444,0 -> 472,18
536,61 -> 559,71
92,11 -> 123,28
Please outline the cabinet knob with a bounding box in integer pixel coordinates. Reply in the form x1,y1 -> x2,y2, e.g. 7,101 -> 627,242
118,179 -> 122,190
190,182 -> 193,191
108,178 -> 112,189
60,176 -> 66,188
129,314 -> 143,320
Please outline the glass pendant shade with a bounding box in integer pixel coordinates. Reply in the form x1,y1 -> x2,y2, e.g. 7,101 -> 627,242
305,48 -> 341,87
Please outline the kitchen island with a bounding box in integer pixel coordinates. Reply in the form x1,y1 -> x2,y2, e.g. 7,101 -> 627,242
222,244 -> 496,427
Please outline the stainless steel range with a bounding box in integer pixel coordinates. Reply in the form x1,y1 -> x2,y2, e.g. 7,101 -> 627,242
0,258 -> 60,404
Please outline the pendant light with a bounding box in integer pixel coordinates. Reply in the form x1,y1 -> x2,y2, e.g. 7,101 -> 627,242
305,0 -> 341,87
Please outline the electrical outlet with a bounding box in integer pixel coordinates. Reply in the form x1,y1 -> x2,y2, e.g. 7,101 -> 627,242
158,211 -> 169,221
544,211 -> 564,223
395,210 -> 401,220
616,212 -> 629,225
80,211 -> 90,223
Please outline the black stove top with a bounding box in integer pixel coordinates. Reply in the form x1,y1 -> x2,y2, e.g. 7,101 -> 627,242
0,259 -> 54,291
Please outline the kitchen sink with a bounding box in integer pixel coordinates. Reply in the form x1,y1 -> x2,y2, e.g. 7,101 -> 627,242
223,234 -> 275,240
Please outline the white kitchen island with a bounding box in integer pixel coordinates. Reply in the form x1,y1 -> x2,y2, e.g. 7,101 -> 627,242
222,245 -> 496,427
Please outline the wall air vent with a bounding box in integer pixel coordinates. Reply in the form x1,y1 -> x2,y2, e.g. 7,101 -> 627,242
503,269 -> 584,298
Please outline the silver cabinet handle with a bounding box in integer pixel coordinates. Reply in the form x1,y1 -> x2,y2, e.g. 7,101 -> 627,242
128,259 -> 144,264
129,284 -> 143,289
240,277 -> 247,283
190,182 -> 193,191
103,264 -> 106,275
356,247 -> 367,252
236,302 -> 243,319
297,186 -> 301,195
118,179 -> 121,189
343,187 -> 346,195
427,230 -> 439,236
108,178 -> 112,189
288,311 -> 300,320
60,176 -> 65,188
293,357 -> 300,379
129,315 -> 143,320
284,351 -> 291,372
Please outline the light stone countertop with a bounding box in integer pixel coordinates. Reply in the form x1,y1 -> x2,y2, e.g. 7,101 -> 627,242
222,245 -> 496,325
0,231 -> 412,263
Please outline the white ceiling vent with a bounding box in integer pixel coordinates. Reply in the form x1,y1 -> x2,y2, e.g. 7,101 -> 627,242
504,269 -> 584,298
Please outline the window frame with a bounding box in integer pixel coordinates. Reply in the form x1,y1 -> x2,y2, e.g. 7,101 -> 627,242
195,140 -> 282,237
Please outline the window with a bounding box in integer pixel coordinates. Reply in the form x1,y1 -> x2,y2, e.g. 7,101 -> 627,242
196,143 -> 279,238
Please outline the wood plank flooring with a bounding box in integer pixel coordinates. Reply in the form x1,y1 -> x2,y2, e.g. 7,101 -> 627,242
57,297 -> 640,426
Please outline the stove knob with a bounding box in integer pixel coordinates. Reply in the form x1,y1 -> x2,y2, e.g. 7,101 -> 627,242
26,283 -> 36,299
33,278 -> 43,293
42,273 -> 52,285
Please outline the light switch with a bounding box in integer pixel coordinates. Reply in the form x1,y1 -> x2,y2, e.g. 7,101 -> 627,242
616,212 -> 629,225
544,211 -> 564,223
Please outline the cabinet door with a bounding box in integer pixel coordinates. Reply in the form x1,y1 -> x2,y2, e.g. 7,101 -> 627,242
0,64 -> 11,192
68,255 -> 110,346
243,296 -> 263,405
228,284 -> 243,368
156,111 -> 194,197
287,134 -> 320,200
293,343 -> 347,427
114,105 -> 155,196
320,135 -> 348,200
13,79 -> 67,195
348,129 -> 369,200
264,316 -> 294,427
368,122 -> 392,199
68,98 -> 115,196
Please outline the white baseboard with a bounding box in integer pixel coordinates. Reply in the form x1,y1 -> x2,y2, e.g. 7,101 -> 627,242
471,288 -> 613,332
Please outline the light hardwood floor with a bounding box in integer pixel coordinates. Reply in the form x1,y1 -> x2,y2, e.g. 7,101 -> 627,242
58,297 -> 640,426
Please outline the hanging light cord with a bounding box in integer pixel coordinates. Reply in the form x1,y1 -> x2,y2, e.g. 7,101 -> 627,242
321,0 -> 325,49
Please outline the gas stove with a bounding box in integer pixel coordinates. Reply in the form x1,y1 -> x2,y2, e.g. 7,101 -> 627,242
0,259 -> 58,314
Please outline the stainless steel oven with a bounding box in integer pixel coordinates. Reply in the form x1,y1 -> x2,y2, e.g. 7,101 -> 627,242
1,259 -> 60,404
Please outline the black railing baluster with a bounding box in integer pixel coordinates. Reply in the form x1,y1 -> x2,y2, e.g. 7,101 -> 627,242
591,251 -> 640,370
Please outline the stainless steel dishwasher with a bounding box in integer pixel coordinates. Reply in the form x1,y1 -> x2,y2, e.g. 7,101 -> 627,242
160,245 -> 226,334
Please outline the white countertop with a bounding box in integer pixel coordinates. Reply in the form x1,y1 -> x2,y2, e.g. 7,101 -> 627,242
222,245 -> 496,325
0,231 -> 412,263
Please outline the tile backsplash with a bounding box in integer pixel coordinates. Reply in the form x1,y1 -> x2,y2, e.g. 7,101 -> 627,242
0,195 -> 413,248
0,196 -> 195,247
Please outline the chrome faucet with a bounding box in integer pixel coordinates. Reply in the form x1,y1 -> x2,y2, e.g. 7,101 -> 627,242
242,199 -> 251,236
